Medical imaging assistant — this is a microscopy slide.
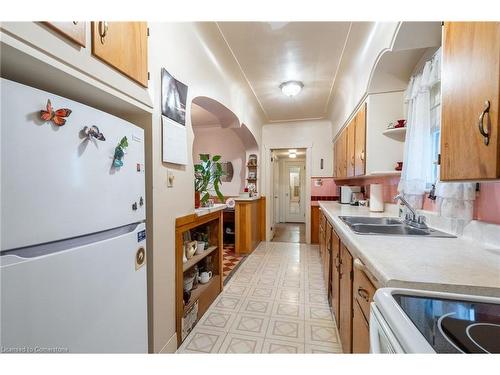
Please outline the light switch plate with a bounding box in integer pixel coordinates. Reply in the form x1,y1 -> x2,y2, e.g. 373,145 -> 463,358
167,169 -> 174,187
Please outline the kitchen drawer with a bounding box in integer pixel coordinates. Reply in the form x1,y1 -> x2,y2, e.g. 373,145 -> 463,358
353,259 -> 376,322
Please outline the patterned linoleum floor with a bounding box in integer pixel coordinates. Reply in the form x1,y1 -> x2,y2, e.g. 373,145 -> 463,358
177,241 -> 342,354
272,223 -> 306,243
222,244 -> 245,282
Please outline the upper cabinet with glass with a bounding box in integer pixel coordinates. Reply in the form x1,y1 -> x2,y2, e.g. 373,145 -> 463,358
440,22 -> 500,180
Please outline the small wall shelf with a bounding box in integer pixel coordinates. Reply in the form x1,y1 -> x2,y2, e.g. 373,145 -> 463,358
382,127 -> 406,142
183,246 -> 218,272
175,210 -> 223,347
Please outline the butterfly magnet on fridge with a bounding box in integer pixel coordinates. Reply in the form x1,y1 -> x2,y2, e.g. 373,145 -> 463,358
113,136 -> 128,168
40,99 -> 72,126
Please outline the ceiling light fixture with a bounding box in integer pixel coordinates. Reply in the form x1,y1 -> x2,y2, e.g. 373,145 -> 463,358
280,81 -> 304,97
288,149 -> 297,159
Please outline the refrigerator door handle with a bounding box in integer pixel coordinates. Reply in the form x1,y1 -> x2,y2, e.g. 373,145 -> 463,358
1,222 -> 143,262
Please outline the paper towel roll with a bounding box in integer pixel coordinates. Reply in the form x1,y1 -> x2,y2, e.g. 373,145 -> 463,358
369,184 -> 384,212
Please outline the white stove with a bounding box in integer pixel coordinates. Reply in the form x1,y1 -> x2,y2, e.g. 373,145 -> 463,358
370,288 -> 500,353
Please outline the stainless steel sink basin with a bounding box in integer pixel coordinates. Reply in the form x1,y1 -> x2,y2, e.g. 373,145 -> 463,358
339,216 -> 403,225
339,216 -> 456,238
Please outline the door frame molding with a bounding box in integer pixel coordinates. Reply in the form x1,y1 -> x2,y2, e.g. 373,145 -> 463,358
281,159 -> 306,223
263,143 -> 312,244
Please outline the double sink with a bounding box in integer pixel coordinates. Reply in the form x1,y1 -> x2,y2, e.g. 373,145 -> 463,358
339,216 -> 456,238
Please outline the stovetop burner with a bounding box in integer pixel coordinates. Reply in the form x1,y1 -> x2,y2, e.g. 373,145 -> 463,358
439,315 -> 500,353
394,294 -> 500,353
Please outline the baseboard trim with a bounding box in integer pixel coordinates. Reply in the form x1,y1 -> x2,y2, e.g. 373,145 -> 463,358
159,332 -> 178,354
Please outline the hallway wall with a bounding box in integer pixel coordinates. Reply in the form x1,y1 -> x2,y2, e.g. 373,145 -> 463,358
147,22 -> 266,352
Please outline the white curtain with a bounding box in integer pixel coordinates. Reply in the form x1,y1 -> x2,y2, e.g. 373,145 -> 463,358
435,182 -> 476,222
397,57 -> 435,208
398,48 -> 476,222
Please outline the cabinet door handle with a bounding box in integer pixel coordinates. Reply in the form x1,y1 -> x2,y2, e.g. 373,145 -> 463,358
360,150 -> 365,161
357,287 -> 370,302
98,21 -> 109,43
478,100 -> 491,145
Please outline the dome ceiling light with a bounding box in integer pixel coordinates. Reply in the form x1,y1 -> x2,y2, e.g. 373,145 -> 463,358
280,81 -> 304,97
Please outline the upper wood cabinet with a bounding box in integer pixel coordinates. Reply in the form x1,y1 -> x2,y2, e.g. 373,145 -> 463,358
91,22 -> 148,87
441,22 -> 500,180
354,104 -> 366,176
43,22 -> 86,47
334,129 -> 348,178
334,104 -> 367,178
334,93 -> 404,179
347,119 -> 356,177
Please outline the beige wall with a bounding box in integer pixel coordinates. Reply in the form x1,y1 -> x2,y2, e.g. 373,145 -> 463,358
262,120 -> 333,178
327,22 -> 400,139
147,22 -> 264,352
1,21 -> 265,353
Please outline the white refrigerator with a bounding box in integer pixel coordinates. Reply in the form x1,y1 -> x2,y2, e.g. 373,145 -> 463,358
1,79 -> 148,353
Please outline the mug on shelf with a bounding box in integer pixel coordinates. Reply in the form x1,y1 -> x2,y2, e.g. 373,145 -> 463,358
198,271 -> 212,284
196,241 -> 206,255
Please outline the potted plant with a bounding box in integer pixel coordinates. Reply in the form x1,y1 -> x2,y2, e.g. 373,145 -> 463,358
194,154 -> 225,208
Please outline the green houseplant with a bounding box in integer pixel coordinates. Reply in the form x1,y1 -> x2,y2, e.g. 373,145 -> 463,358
194,154 -> 225,208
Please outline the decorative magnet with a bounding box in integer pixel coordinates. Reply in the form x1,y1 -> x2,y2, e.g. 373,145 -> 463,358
81,125 -> 106,141
40,99 -> 72,126
113,136 -> 128,168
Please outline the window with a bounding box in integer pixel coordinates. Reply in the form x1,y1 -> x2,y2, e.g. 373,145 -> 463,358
428,81 -> 441,189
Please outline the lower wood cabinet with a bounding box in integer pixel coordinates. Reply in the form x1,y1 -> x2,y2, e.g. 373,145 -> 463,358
330,229 -> 341,326
352,300 -> 370,353
311,205 -> 320,244
352,259 -> 376,353
318,215 -> 377,353
339,243 -> 353,353
323,221 -> 332,292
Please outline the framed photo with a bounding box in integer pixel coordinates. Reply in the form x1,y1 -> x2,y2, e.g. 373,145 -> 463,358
161,68 -> 188,126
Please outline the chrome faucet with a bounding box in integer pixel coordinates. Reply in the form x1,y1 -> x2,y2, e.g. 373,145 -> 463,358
394,194 -> 428,229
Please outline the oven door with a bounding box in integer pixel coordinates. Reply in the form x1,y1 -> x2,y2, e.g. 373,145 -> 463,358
370,303 -> 405,353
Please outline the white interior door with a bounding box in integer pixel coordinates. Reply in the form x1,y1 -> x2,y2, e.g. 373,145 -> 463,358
272,156 -> 280,226
284,161 -> 305,223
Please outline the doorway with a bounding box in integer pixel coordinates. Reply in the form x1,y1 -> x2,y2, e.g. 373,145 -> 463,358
270,149 -> 306,243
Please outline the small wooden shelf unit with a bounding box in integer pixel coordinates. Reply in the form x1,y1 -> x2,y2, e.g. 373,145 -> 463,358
175,210 -> 223,347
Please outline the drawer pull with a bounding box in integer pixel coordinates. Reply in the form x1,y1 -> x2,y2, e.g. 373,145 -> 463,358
98,21 -> 109,43
478,100 -> 491,145
357,287 -> 370,302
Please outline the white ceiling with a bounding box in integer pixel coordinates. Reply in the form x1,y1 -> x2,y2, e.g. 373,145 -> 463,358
217,22 -> 351,123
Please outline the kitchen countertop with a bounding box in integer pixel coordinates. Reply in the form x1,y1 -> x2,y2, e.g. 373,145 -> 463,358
195,203 -> 227,217
233,196 -> 261,202
319,202 -> 500,297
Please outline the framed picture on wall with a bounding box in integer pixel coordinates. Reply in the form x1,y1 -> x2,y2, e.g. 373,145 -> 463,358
161,68 -> 189,165
161,68 -> 188,126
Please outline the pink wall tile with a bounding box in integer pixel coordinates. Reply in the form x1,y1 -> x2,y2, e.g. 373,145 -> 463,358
336,177 -> 500,225
475,182 -> 500,224
311,177 -> 337,196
